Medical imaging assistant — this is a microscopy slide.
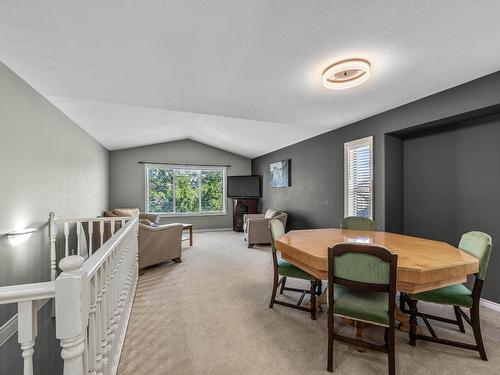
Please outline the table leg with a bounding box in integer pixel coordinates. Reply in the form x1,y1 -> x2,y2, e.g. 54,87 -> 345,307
396,306 -> 421,334
189,226 -> 193,246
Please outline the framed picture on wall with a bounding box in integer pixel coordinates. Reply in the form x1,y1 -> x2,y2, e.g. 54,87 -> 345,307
270,159 -> 290,188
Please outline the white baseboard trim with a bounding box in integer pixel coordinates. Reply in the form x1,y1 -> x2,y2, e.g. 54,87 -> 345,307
480,298 -> 500,312
193,228 -> 233,233
0,298 -> 49,347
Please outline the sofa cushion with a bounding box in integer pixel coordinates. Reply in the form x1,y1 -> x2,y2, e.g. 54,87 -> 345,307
113,208 -> 140,217
264,208 -> 280,219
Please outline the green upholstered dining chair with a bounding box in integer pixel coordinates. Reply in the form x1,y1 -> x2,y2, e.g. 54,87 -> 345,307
405,231 -> 492,360
341,216 -> 376,231
327,243 -> 398,375
340,216 -> 376,340
268,219 -> 322,320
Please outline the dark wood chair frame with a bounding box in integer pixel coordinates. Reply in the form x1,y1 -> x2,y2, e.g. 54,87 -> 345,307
401,275 -> 487,361
327,243 -> 398,375
269,249 -> 322,320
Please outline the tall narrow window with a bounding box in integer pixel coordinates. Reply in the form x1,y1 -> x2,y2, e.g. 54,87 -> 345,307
146,165 -> 226,216
344,136 -> 373,219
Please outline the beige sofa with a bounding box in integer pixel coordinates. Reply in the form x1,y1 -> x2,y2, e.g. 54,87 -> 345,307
104,208 -> 183,271
244,208 -> 288,248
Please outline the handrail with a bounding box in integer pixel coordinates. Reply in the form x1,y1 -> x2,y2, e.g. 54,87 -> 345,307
53,216 -> 131,223
81,216 -> 138,278
1,213 -> 139,375
0,281 -> 55,305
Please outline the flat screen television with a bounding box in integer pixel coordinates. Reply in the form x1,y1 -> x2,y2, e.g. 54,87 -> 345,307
227,175 -> 261,198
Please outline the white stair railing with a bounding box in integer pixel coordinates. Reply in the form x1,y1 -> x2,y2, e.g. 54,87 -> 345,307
0,282 -> 55,375
0,214 -> 138,375
49,213 -> 131,282
56,216 -> 139,375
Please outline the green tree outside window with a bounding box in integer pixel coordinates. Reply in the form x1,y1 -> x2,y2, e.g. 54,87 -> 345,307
146,166 -> 225,214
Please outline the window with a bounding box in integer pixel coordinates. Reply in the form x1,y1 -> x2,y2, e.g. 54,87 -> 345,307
145,165 -> 226,216
344,136 -> 373,219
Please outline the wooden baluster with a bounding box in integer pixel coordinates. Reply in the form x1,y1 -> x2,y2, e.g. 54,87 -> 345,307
76,222 -> 81,256
88,220 -> 93,255
18,300 -> 37,375
99,221 -> 104,248
63,222 -> 70,257
94,269 -> 103,375
55,255 -> 87,375
110,219 -> 115,236
49,212 -> 57,282
109,252 -> 119,368
49,213 -> 58,318
100,260 -> 109,374
88,276 -> 98,375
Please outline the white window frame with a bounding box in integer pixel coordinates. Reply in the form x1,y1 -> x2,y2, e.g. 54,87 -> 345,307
344,136 -> 374,220
145,164 -> 227,217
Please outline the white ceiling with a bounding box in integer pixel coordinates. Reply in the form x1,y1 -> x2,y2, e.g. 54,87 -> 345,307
1,1 -> 500,158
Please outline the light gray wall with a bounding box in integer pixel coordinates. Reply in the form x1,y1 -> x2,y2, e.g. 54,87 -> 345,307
109,139 -> 251,229
403,115 -> 500,302
0,62 -> 109,374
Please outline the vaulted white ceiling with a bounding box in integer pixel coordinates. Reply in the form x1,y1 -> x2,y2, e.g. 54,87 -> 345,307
1,1 -> 500,158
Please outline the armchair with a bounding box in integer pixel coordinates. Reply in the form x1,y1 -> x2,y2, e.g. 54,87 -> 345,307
244,208 -> 287,248
104,208 -> 183,271
138,223 -> 183,270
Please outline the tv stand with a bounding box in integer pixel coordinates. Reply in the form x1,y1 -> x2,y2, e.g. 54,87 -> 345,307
232,198 -> 257,232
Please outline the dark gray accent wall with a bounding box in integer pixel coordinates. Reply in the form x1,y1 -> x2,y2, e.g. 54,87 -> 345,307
403,115 -> 500,301
109,139 -> 251,229
253,70 -> 500,231
252,70 -> 500,302
0,62 -> 109,374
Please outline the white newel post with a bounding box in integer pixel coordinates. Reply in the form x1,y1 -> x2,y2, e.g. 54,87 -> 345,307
55,255 -> 89,375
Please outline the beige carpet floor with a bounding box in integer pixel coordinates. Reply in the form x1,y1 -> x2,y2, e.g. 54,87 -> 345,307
117,231 -> 500,375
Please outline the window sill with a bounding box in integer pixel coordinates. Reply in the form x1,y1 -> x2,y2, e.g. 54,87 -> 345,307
149,212 -> 227,218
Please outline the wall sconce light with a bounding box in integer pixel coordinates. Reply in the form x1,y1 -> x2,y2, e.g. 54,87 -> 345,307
7,228 -> 37,236
7,227 -> 37,246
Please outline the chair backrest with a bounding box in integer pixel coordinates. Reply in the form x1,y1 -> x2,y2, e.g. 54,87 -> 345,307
341,216 -> 375,231
268,219 -> 285,253
328,243 -> 397,295
458,231 -> 492,280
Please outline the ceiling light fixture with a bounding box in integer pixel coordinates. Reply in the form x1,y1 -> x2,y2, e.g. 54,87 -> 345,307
322,59 -> 370,90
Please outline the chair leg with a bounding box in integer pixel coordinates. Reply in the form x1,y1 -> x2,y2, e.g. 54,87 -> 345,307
309,281 -> 317,320
388,324 -> 396,375
399,293 -> 407,312
471,305 -> 488,360
454,306 -> 466,333
317,280 -> 323,296
408,299 -> 418,346
327,297 -> 334,372
269,274 -> 278,309
279,276 -> 287,294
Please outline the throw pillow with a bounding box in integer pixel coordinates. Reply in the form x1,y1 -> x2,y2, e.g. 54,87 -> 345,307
264,208 -> 280,219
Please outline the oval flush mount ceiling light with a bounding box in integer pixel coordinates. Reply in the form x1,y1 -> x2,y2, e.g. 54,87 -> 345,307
322,59 -> 370,90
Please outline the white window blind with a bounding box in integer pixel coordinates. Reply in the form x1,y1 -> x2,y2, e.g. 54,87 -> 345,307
344,136 -> 373,219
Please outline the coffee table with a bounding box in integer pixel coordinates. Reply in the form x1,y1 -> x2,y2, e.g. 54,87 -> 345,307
181,223 -> 193,246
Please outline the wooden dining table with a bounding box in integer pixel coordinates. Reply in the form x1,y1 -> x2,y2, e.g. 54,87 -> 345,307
275,228 -> 479,335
